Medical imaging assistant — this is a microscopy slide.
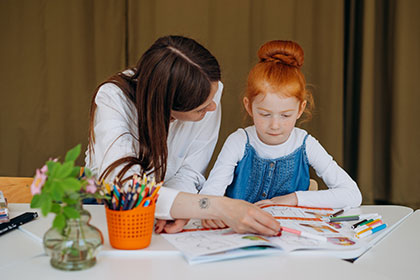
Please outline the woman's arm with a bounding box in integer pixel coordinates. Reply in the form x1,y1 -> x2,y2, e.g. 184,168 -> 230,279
170,192 -> 280,235
86,83 -> 141,180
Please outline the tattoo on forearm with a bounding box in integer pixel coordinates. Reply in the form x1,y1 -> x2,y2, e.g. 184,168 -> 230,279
199,198 -> 210,209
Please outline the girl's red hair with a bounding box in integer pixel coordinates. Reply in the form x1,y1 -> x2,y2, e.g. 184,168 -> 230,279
245,40 -> 313,121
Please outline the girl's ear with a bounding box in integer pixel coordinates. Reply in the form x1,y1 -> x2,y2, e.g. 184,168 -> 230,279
297,100 -> 307,119
243,97 -> 253,117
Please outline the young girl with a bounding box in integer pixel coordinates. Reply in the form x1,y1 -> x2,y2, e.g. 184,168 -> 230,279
200,40 -> 362,222
85,35 -> 280,235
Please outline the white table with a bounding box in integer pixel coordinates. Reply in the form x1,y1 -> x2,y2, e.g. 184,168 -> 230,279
0,204 -> 414,280
354,209 -> 420,280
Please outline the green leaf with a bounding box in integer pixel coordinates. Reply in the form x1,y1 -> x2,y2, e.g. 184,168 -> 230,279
30,194 -> 42,208
41,195 -> 52,216
55,161 -> 74,179
50,180 -> 64,201
65,144 -> 81,162
68,192 -> 80,200
63,206 -> 80,219
51,203 -> 61,214
70,166 -> 81,178
84,168 -> 92,177
61,178 -> 82,191
46,160 -> 57,174
53,214 -> 66,231
62,197 -> 79,205
42,179 -> 52,192
49,162 -> 61,178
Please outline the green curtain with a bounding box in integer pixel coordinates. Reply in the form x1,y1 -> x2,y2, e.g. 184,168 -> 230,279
0,0 -> 126,174
356,0 -> 420,208
1,0 -> 419,208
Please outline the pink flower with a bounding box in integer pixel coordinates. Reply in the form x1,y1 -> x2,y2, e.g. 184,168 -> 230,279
30,168 -> 47,195
40,164 -> 48,173
85,178 -> 97,194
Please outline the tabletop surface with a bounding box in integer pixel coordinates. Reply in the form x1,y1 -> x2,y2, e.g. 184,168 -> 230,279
0,204 -> 416,280
354,209 -> 420,279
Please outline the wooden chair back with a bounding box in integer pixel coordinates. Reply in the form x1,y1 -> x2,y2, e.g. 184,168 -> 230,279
309,179 -> 318,191
0,177 -> 33,203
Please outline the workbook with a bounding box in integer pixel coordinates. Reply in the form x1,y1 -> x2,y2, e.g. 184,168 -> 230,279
161,205 -> 379,264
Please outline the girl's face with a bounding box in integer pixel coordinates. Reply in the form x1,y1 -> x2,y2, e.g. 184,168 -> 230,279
170,81 -> 219,122
244,92 -> 306,145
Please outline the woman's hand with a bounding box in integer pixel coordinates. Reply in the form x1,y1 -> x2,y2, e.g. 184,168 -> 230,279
215,197 -> 280,236
254,193 -> 298,207
155,219 -> 189,234
169,193 -> 280,236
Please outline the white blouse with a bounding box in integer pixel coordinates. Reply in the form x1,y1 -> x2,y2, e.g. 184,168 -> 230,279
85,81 -> 223,219
200,126 -> 362,208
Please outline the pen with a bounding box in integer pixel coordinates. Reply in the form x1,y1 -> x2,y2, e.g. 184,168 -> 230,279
127,194 -> 138,210
329,206 -> 351,218
329,215 -> 359,222
0,212 -> 38,236
123,186 -> 133,210
351,219 -> 367,229
356,223 -> 387,238
365,218 -> 382,226
329,214 -> 374,223
355,219 -> 383,234
358,219 -> 372,227
281,226 -> 327,242
356,214 -> 381,227
135,179 -> 147,207
111,196 -> 117,210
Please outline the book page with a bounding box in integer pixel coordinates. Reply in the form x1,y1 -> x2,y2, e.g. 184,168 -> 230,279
162,228 -> 281,259
162,205 -> 370,263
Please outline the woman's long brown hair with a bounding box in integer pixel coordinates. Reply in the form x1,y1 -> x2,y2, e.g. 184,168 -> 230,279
88,36 -> 221,183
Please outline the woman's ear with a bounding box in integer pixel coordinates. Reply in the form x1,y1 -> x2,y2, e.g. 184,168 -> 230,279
297,100 -> 307,119
243,97 -> 253,117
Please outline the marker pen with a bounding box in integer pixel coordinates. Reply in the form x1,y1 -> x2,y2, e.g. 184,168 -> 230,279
329,206 -> 351,218
281,226 -> 327,242
356,223 -> 387,238
329,214 -> 374,223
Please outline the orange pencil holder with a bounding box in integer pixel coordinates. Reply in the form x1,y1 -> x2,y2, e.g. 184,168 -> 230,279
105,203 -> 155,250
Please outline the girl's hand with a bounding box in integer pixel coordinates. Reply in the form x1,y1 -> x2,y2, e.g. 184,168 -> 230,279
201,219 -> 227,229
255,193 -> 298,207
155,219 -> 189,234
254,199 -> 275,207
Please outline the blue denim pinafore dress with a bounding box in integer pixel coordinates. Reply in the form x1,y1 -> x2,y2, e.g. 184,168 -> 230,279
225,130 -> 310,203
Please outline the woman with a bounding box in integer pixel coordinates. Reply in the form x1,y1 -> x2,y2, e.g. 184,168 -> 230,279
86,35 -> 279,235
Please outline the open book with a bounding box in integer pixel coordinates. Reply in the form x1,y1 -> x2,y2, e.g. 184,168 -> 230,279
161,205 -> 375,264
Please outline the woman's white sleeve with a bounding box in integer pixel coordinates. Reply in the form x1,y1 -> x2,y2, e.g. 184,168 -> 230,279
155,187 -> 180,220
88,84 -> 180,219
295,136 -> 362,208
164,83 -> 224,194
164,105 -> 221,194
88,84 -> 141,180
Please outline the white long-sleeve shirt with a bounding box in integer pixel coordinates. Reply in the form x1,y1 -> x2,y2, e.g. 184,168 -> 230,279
200,126 -> 362,208
85,81 -> 223,219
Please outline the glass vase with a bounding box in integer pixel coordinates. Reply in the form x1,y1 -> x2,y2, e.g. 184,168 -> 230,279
43,205 -> 103,271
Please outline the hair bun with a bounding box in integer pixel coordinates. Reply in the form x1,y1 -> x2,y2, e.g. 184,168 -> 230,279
257,40 -> 304,68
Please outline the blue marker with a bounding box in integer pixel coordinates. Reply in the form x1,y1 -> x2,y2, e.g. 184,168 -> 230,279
357,223 -> 387,238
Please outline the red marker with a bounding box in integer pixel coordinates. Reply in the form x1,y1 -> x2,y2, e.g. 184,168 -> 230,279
281,226 -> 327,242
